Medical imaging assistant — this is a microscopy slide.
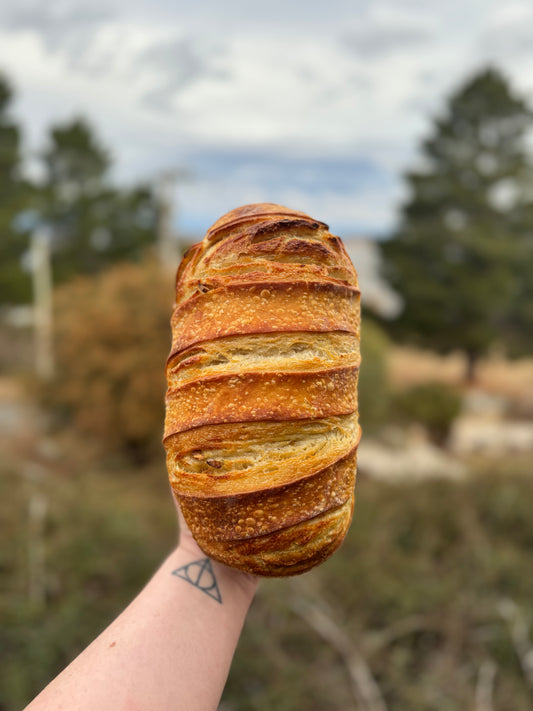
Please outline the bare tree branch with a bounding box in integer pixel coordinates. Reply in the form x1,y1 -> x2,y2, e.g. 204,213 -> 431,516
289,594 -> 387,711
499,599 -> 533,693
366,615 -> 433,655
475,660 -> 497,711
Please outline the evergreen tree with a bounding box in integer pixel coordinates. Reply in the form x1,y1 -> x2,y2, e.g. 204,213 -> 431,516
0,73 -> 31,303
40,118 -> 158,283
382,67 -> 533,379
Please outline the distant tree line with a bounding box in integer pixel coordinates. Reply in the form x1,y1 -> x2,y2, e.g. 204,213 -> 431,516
0,72 -> 158,305
2,66 -> 533,377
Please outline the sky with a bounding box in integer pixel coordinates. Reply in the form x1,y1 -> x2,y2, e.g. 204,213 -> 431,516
2,0 -> 533,238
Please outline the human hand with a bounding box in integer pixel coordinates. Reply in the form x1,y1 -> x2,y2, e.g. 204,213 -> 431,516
170,485 -> 259,595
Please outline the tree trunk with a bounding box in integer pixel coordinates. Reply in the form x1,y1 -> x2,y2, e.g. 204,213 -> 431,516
465,350 -> 478,384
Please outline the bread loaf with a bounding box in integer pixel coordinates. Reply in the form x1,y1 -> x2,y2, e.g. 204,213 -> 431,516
164,203 -> 361,576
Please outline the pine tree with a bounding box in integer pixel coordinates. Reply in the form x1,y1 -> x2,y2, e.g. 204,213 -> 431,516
39,118 -> 158,283
0,73 -> 31,303
382,67 -> 533,379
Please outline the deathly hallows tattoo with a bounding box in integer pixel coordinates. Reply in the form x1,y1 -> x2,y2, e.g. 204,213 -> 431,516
172,557 -> 222,603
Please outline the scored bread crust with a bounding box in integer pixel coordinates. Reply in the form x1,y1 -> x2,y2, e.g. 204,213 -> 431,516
164,203 -> 361,576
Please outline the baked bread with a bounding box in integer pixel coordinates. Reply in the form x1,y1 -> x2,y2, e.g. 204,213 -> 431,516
164,203 -> 361,576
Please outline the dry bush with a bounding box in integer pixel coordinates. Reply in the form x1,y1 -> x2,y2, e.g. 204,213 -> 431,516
47,259 -> 174,460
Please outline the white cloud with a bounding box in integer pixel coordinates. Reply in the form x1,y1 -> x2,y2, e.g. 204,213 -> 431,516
2,0 -> 533,236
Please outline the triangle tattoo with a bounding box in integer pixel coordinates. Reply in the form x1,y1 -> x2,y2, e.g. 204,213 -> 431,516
172,557 -> 222,603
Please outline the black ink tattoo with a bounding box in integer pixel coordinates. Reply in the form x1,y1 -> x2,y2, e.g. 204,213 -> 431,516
172,557 -> 222,603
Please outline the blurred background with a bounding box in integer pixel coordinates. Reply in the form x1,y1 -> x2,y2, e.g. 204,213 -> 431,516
1,1 -> 533,709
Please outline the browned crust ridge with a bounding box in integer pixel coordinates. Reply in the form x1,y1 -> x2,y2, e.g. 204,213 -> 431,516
193,500 -> 354,577
177,448 -> 358,542
169,281 -> 360,357
165,367 -> 359,436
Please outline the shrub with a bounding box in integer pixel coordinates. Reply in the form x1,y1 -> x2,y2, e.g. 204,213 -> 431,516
4,455 -> 533,710
358,318 -> 391,433
46,259 -> 174,460
0,464 -> 176,711
224,463 -> 533,711
393,381 -> 462,445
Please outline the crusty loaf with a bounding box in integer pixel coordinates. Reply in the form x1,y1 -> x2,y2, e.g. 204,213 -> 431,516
164,203 -> 361,576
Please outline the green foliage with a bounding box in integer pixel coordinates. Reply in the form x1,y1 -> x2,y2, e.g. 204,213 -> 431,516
0,71 -> 161,305
38,118 -> 158,284
382,67 -> 533,377
3,454 -> 533,710
392,382 -> 462,445
358,318 -> 390,433
0,73 -> 32,303
43,118 -> 110,188
0,463 -> 176,711
225,460 -> 533,710
45,259 -> 174,460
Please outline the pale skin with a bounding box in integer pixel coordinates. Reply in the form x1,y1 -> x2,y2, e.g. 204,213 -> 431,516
24,502 -> 258,711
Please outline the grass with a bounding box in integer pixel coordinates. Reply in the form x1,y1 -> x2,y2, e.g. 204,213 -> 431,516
225,458 -> 533,709
0,457 -> 176,710
2,452 -> 533,710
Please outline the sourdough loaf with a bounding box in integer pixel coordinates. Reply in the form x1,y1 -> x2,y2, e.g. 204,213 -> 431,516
164,203 -> 361,576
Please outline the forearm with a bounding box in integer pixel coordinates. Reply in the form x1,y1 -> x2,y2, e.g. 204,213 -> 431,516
25,543 -> 257,711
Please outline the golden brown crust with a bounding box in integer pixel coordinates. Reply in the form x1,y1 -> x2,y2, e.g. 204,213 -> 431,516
165,367 -> 359,436
169,281 -> 360,356
164,203 -> 360,577
167,331 -> 360,388
166,414 -> 360,497
177,448 -> 357,542
205,203 -> 328,242
192,500 -> 354,576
